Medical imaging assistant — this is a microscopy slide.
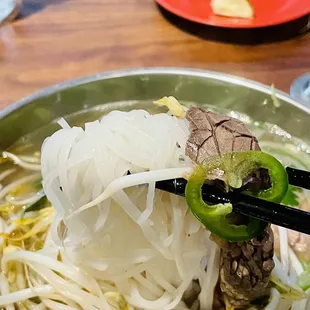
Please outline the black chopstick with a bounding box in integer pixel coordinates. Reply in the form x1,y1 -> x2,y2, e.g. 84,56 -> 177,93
155,171 -> 310,235
286,167 -> 310,190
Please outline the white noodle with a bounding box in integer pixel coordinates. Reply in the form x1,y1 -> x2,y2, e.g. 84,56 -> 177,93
289,248 -> 308,310
170,195 -> 186,280
138,182 -> 156,224
2,251 -> 96,292
134,274 -> 163,298
0,168 -> 15,182
292,299 -> 308,310
19,155 -> 41,164
2,152 -> 41,171
83,249 -> 156,267
0,174 -> 40,200
58,118 -> 71,129
289,247 -> 304,276
0,274 -> 15,310
199,233 -> 220,310
32,303 -> 46,310
264,288 -> 280,310
0,282 -> 53,306
40,293 -> 79,309
58,128 -> 83,206
0,217 -> 6,233
128,277 -> 192,310
273,255 -> 291,283
0,217 -> 20,248
103,262 -> 153,282
37,111 -> 212,310
147,270 -> 176,293
113,190 -> 173,259
31,263 -> 104,310
41,299 -> 78,310
278,226 -> 289,275
16,262 -> 26,290
6,190 -> 45,206
15,302 -> 26,310
129,288 -> 172,310
66,167 -> 192,221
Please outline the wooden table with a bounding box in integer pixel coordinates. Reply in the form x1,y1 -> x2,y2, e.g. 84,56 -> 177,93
0,0 -> 310,110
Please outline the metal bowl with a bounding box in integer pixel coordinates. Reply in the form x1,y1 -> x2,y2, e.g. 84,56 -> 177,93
1,68 -> 310,150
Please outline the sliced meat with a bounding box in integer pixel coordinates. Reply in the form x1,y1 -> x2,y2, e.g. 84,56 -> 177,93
185,107 -> 274,309
218,227 -> 274,309
185,107 -> 260,163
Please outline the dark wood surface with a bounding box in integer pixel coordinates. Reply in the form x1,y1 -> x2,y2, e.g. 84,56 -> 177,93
1,0 -> 310,109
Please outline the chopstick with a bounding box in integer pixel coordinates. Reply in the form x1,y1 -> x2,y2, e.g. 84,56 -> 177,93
286,167 -> 310,190
155,166 -> 310,236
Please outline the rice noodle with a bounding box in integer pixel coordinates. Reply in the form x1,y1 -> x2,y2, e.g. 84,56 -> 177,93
278,226 -> 290,275
0,281 -> 53,306
58,118 -> 72,129
30,263 -> 106,310
16,262 -> 26,290
0,174 -> 40,200
292,299 -> 308,310
273,255 -> 291,284
19,155 -> 41,164
199,232 -> 220,310
41,298 -> 78,310
0,168 -> 16,182
6,190 -> 45,206
2,251 -> 96,292
66,167 -> 192,221
138,181 -> 156,224
289,247 -> 304,276
37,110 -> 207,310
264,288 -> 280,310
32,303 -> 47,310
41,293 -> 80,309
0,274 -> 15,310
2,152 -> 41,171
0,212 -> 23,248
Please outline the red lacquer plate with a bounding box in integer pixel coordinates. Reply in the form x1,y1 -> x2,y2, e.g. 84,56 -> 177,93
156,0 -> 310,28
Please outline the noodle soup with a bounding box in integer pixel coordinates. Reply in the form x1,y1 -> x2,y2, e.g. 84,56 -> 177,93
0,97 -> 309,310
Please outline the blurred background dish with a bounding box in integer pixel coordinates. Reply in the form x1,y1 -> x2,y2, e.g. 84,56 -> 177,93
0,0 -> 21,25
290,73 -> 310,107
155,0 -> 310,28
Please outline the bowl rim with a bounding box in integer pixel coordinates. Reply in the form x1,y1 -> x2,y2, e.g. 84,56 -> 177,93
1,67 -> 310,119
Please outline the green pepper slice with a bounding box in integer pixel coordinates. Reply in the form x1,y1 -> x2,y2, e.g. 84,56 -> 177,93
185,151 -> 288,242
